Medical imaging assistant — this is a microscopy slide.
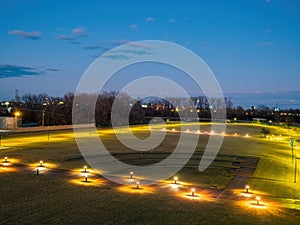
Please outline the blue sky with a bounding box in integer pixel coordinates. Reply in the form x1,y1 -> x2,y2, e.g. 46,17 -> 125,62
1,0 -> 300,101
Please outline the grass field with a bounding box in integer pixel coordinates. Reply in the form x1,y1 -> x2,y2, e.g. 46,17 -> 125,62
1,123 -> 300,224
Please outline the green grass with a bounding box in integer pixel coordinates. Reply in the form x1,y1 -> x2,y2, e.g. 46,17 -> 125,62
1,123 -> 300,224
1,173 -> 299,225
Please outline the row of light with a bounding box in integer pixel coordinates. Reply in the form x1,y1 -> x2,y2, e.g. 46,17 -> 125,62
2,157 -> 261,204
164,128 -> 250,137
245,185 -> 261,205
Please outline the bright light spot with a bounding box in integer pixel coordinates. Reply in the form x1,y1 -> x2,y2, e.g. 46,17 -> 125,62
69,177 -> 106,186
256,196 -> 261,205
174,176 -> 178,184
191,188 -> 195,196
245,185 -> 250,193
116,185 -> 154,194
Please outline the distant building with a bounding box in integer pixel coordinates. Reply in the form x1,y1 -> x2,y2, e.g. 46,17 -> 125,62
0,117 -> 18,129
252,118 -> 267,124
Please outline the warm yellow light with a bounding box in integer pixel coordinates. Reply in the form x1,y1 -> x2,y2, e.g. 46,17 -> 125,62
130,171 -> 133,179
14,111 -> 20,117
191,188 -> 195,196
4,157 -> 8,162
136,181 -> 140,189
174,176 -> 178,184
256,196 -> 261,205
83,165 -> 87,172
245,185 -> 250,193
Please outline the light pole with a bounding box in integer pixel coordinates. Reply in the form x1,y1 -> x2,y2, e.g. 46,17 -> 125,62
290,138 -> 295,164
294,156 -> 300,183
42,110 -> 45,127
14,111 -> 20,129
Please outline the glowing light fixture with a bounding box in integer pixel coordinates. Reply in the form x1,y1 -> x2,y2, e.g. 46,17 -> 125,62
256,196 -> 261,205
130,171 -> 133,179
39,161 -> 43,167
136,181 -> 140,189
84,165 -> 87,173
174,176 -> 178,184
245,185 -> 250,193
191,188 -> 195,196
4,157 -> 8,163
84,174 -> 88,182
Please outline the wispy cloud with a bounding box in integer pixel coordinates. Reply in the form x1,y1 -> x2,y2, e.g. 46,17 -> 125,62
57,34 -> 79,44
258,41 -> 273,46
82,40 -> 129,52
57,27 -> 87,44
45,68 -> 60,72
145,17 -> 154,22
9,30 -> 42,40
103,43 -> 153,60
72,27 -> 86,36
130,24 -> 138,30
0,64 -> 43,78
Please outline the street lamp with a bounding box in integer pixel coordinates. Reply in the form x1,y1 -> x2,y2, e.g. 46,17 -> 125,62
290,138 -> 295,164
294,156 -> 300,183
14,111 -> 21,128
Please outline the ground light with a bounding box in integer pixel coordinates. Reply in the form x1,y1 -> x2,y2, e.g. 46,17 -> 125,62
83,166 -> 87,173
39,161 -> 43,167
136,181 -> 140,189
256,196 -> 261,205
130,171 -> 133,179
245,185 -> 250,193
191,188 -> 195,196
84,174 -> 88,182
174,176 -> 178,184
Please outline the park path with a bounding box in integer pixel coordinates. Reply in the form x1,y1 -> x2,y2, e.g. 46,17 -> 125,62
217,157 -> 260,200
2,156 -> 260,202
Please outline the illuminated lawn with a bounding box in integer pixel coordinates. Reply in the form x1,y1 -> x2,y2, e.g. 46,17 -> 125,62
1,123 -> 300,224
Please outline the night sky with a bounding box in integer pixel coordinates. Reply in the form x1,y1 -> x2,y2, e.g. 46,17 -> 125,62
1,0 -> 300,102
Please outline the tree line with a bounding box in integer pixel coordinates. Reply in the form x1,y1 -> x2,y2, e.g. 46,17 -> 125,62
1,92 -> 299,127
